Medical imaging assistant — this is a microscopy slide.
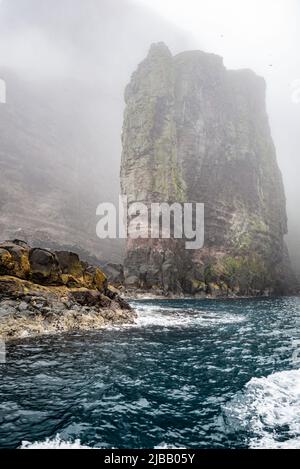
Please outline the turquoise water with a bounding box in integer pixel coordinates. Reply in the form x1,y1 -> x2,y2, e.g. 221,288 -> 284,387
0,297 -> 299,449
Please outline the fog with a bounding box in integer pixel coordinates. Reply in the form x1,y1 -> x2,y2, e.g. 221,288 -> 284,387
0,0 -> 192,261
139,0 -> 300,269
0,0 -> 299,268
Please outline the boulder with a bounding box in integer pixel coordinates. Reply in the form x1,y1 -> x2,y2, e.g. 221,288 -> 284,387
0,241 -> 30,278
29,248 -> 62,284
103,263 -> 125,285
55,251 -> 84,277
70,290 -> 110,307
0,248 -> 14,275
83,266 -> 108,292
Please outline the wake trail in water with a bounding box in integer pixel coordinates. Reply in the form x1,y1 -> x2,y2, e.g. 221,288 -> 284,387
21,435 -> 92,449
20,435 -> 181,450
223,369 -> 300,449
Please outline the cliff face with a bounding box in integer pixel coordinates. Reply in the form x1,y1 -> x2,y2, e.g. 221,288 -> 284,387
0,74 -> 111,262
121,43 -> 294,296
0,0 -> 190,266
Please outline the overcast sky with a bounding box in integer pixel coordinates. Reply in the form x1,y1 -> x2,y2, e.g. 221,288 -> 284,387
135,0 -> 300,165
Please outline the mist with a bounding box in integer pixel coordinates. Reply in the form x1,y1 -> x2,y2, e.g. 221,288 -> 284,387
0,0 -> 299,270
138,0 -> 300,271
0,0 -> 193,262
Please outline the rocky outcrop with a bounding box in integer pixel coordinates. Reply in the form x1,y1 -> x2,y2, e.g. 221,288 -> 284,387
0,241 -> 135,340
102,263 -> 125,287
121,43 -> 295,297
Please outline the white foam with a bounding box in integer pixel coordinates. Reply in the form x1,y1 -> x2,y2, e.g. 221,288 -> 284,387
20,436 -> 183,450
154,443 -> 186,449
223,369 -> 300,449
133,304 -> 245,329
20,435 -> 92,449
105,303 -> 245,332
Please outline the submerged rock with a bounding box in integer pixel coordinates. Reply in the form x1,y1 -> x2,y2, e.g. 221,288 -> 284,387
0,241 -> 135,340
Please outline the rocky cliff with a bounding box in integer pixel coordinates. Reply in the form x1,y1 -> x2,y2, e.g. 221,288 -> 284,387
0,0 -> 191,265
0,240 -> 135,340
121,43 -> 294,296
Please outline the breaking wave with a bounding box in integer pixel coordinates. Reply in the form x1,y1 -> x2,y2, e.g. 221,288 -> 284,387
20,435 -> 181,450
132,303 -> 245,329
21,435 -> 92,449
223,369 -> 300,449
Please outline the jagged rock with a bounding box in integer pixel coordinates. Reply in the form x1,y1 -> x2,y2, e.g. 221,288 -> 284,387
103,263 -> 125,285
70,290 -> 107,308
0,241 -> 31,278
12,240 -> 30,249
18,302 -> 29,312
55,251 -> 84,277
29,248 -> 61,285
0,249 -> 14,274
121,43 -> 295,296
83,265 -> 108,292
0,240 -> 110,291
0,241 -> 135,340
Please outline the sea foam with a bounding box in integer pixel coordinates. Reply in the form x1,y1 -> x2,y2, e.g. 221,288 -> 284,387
223,369 -> 300,449
20,436 -> 181,450
132,304 -> 245,329
21,435 -> 92,449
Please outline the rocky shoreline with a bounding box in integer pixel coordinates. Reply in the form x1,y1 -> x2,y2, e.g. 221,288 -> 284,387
0,241 -> 136,341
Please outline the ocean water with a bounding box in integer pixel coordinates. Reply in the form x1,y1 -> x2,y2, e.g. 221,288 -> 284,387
0,297 -> 299,449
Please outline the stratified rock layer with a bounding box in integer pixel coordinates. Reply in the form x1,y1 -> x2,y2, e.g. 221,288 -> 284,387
121,43 -> 294,296
0,240 -> 135,340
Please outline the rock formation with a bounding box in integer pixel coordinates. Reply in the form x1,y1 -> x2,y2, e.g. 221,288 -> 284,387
121,43 -> 294,296
0,240 -> 135,340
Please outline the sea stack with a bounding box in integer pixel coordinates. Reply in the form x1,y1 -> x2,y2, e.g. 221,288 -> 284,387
121,42 -> 294,296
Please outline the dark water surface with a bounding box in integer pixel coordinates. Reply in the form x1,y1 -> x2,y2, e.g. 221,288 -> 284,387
0,297 -> 299,449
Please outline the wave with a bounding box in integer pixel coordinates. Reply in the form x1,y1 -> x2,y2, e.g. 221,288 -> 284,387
222,369 -> 300,449
132,304 -> 245,329
20,435 -> 182,450
20,435 -> 92,449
